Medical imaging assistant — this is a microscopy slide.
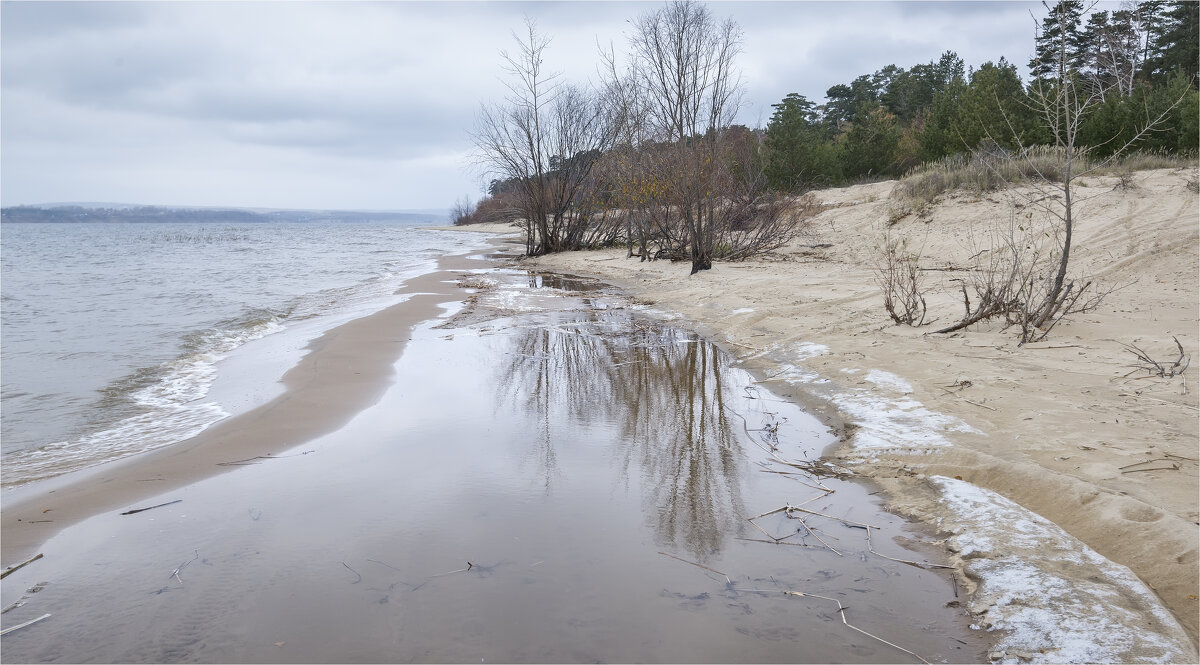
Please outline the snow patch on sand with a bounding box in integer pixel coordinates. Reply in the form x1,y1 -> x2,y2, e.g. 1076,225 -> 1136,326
864,369 -> 912,394
931,476 -> 1193,664
772,342 -> 975,452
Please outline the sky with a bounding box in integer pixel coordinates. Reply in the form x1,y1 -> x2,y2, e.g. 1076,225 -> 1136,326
1,1 -> 1057,212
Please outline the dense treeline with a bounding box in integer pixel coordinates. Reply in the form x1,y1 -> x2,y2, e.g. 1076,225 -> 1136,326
764,0 -> 1198,192
463,0 -> 1197,273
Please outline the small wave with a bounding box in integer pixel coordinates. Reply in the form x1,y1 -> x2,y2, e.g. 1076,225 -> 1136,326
1,312 -> 284,488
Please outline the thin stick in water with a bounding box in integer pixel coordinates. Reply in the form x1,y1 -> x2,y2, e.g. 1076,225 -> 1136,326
0,613 -> 52,637
1,553 -> 43,580
120,500 -> 182,516
657,551 -> 731,585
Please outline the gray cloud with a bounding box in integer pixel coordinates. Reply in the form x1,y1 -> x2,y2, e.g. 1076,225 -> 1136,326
2,1 -> 1048,210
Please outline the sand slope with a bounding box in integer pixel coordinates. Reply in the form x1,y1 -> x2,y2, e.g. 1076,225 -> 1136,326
521,167 -> 1199,659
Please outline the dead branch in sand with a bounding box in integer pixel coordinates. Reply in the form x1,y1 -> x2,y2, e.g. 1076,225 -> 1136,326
1118,458 -> 1181,473
657,551 -> 732,585
1,553 -> 43,580
1121,337 -> 1190,378
217,450 -> 314,466
120,499 -> 181,515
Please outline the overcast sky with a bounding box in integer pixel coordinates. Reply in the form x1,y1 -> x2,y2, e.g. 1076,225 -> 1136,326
2,1 -> 1059,212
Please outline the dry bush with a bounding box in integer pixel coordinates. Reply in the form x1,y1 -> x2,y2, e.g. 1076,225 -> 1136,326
873,234 -> 928,326
450,196 -> 477,226
716,193 -> 821,260
936,212 -> 1108,343
464,192 -> 523,225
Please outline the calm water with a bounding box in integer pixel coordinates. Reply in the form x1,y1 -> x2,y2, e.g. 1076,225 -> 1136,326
0,272 -> 983,662
0,221 -> 487,487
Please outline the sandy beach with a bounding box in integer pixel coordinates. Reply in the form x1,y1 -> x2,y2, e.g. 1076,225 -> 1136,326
521,166 -> 1200,660
2,169 -> 1195,663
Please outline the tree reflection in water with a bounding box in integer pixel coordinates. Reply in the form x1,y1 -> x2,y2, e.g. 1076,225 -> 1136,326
498,302 -> 746,560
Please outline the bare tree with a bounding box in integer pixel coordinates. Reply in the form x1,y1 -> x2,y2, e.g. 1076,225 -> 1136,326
472,19 -> 616,255
936,0 -> 1187,343
626,0 -> 744,274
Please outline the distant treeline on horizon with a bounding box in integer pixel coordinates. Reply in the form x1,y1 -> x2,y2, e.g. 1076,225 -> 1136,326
0,205 -> 447,224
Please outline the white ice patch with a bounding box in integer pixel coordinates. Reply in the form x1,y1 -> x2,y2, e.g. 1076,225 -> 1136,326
864,369 -> 912,394
835,391 -> 975,450
790,341 -> 829,360
931,476 -> 1194,664
730,307 -> 756,315
772,343 -> 976,452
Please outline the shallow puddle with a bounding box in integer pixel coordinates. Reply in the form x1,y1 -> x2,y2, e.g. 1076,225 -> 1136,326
0,270 -> 986,663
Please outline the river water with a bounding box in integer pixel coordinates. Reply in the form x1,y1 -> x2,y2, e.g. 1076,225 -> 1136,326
0,221 -> 487,487
0,264 -> 984,662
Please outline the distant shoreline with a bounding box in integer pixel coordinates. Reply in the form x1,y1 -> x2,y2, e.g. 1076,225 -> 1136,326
0,205 -> 448,225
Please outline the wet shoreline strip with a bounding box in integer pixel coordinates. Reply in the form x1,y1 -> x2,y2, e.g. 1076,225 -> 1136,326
1,248 -> 499,564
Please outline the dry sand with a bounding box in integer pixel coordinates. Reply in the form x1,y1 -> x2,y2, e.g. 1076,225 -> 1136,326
517,167 -> 1200,659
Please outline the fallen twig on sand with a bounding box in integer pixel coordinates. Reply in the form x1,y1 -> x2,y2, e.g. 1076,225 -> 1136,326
0,613 -> 52,637
1,553 -> 43,580
1120,463 -> 1180,473
657,551 -> 731,585
217,451 -> 314,466
1121,336 -> 1190,378
170,550 -> 200,585
120,500 -> 181,516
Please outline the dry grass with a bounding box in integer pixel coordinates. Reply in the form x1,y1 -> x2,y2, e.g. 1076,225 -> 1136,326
891,147 -> 1197,214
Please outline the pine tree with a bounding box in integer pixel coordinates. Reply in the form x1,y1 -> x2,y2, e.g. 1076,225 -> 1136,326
1029,1 -> 1086,80
1155,0 -> 1199,83
763,93 -> 838,191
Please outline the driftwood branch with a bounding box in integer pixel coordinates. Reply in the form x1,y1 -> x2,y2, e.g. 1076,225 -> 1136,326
120,499 -> 181,516
1,553 -> 43,580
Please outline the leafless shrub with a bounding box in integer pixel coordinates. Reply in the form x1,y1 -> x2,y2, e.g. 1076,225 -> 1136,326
873,234 -> 928,326
935,211 -> 1109,343
1122,337 -> 1190,378
463,192 -> 523,225
716,186 -> 821,261
450,196 -> 477,226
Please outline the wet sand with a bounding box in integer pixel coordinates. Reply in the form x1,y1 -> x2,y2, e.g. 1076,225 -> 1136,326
0,245 -> 988,662
1,249 -> 494,564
